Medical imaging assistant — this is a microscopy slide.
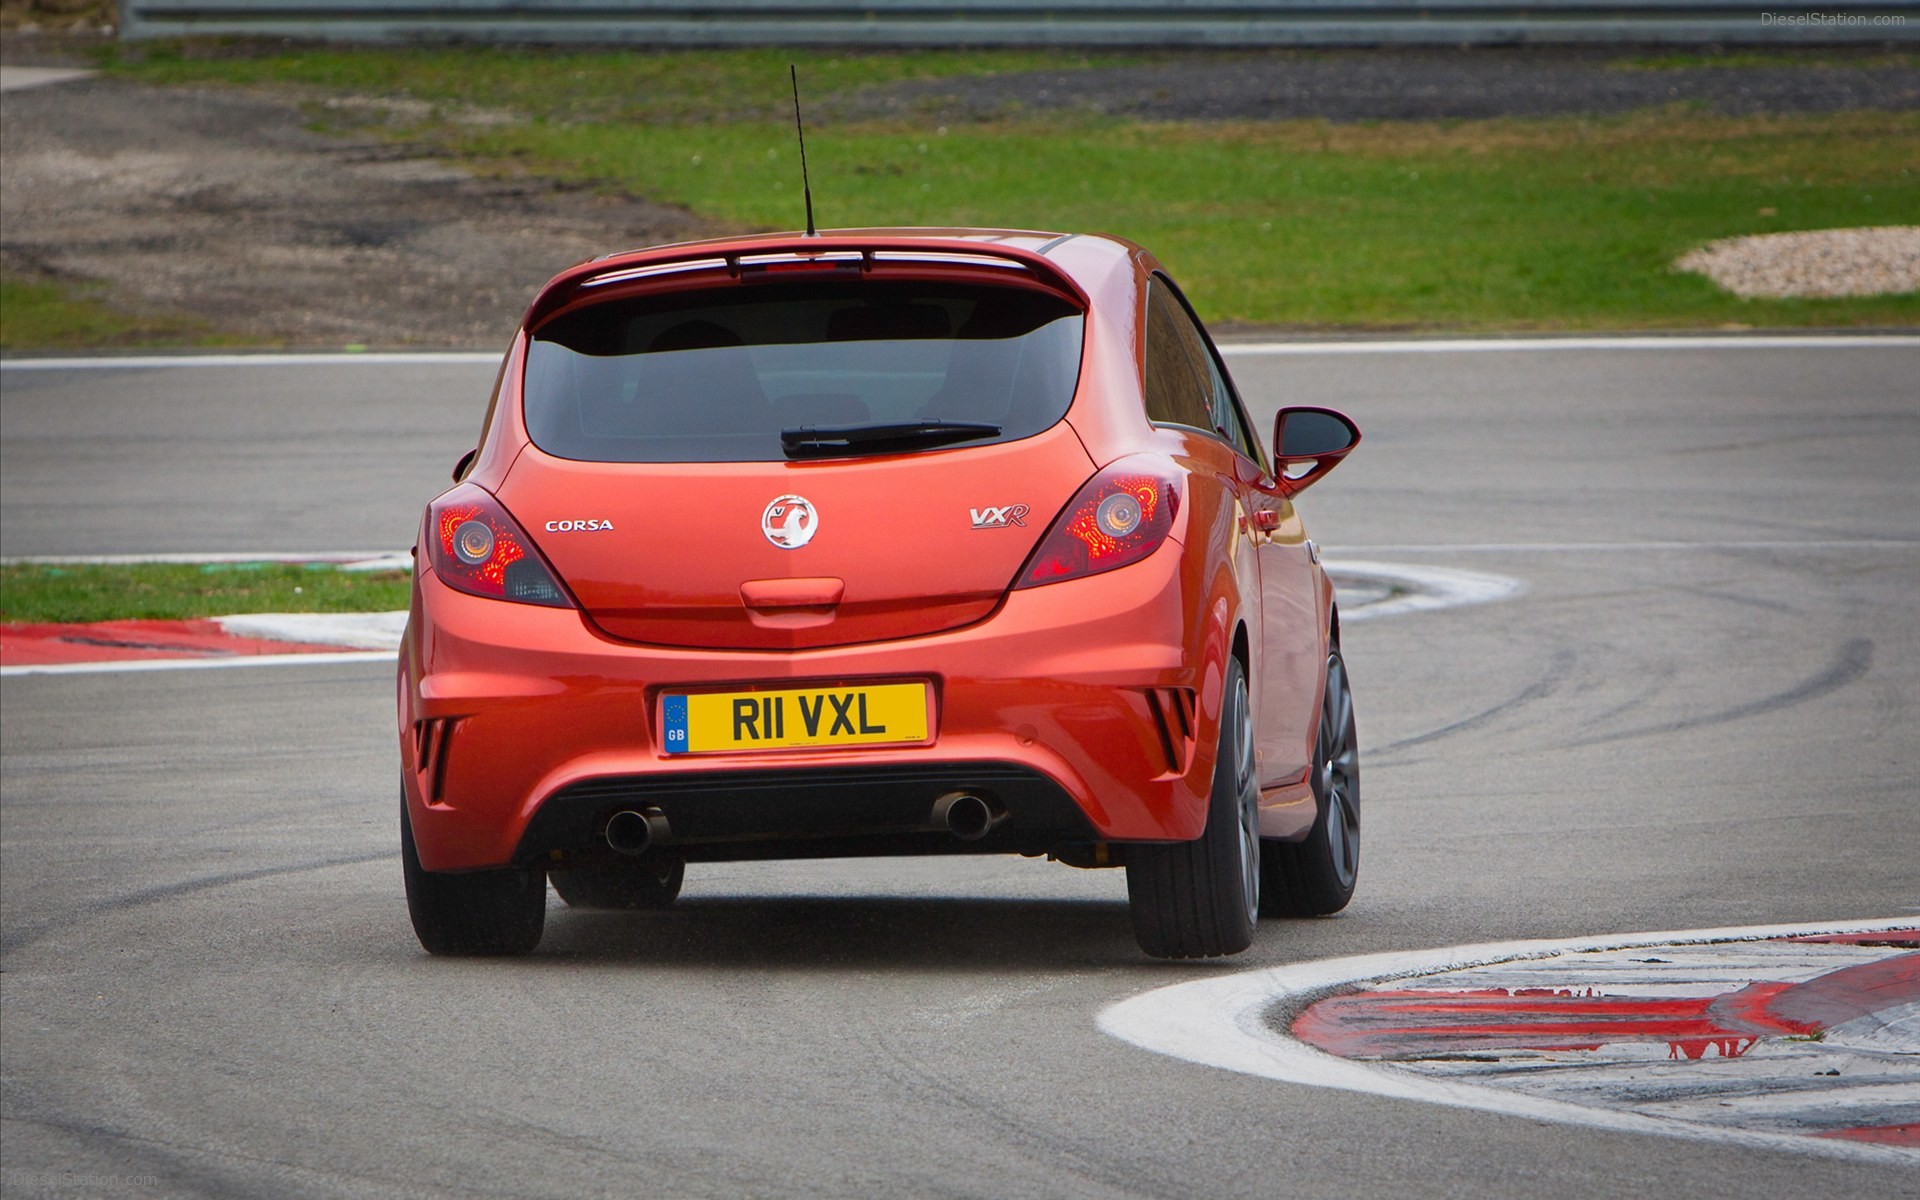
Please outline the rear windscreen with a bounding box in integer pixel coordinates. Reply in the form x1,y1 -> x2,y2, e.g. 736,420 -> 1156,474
522,279 -> 1084,463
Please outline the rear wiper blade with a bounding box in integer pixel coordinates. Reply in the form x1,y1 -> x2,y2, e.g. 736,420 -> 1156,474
780,420 -> 1001,458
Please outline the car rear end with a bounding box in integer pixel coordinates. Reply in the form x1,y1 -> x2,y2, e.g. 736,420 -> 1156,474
398,235 -> 1219,890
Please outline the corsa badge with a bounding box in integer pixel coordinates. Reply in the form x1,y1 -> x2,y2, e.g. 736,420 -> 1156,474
762,495 -> 818,549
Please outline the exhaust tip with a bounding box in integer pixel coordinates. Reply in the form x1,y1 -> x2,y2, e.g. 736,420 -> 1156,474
605,809 -> 664,856
932,792 -> 1006,842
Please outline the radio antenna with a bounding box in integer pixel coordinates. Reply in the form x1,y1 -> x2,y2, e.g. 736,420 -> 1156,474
789,64 -> 817,237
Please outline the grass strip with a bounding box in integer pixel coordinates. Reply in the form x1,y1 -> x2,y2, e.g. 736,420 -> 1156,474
0,275 -> 253,351
449,109 -> 1920,330
0,563 -> 410,625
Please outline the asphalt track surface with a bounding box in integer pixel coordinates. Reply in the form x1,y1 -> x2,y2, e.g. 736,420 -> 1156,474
2,343 -> 1917,1197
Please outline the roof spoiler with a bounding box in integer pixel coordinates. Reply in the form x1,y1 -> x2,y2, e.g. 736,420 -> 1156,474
522,236 -> 1089,331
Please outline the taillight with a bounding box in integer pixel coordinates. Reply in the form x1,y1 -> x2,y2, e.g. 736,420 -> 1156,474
1015,458 -> 1181,589
425,484 -> 571,607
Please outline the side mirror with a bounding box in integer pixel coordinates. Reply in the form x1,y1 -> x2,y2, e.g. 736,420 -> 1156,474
1272,407 -> 1360,495
452,448 -> 478,482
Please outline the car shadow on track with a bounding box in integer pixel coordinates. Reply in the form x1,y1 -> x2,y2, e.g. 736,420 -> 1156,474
534,895 -> 1176,970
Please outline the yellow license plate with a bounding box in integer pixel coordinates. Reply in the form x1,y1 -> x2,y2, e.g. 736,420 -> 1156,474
661,682 -> 930,754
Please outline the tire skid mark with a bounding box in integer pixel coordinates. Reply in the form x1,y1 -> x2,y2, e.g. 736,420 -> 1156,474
1569,650 -> 1678,734
862,991 -> 1185,1200
0,851 -> 389,958
1662,582 -> 1804,617
1373,648 -> 1577,756
0,1109 -> 479,1200
1574,637 -> 1872,747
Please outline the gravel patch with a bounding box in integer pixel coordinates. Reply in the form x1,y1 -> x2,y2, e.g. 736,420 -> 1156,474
1675,227 -> 1920,299
0,77 -> 719,348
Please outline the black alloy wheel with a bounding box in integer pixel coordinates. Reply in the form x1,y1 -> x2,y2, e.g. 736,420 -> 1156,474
1260,645 -> 1359,917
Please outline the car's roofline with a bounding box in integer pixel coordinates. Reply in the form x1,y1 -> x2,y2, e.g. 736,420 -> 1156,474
521,228 -> 1141,331
586,227 -> 1126,263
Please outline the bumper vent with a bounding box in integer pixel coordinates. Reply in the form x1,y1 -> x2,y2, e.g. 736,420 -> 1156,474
1143,688 -> 1197,776
412,718 -> 459,805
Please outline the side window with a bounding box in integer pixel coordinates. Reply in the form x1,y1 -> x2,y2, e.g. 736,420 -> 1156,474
1147,275 -> 1266,469
1143,279 -> 1213,432
1201,348 -> 1260,465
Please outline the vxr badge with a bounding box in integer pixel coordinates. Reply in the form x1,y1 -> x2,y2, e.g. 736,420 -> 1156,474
969,504 -> 1029,529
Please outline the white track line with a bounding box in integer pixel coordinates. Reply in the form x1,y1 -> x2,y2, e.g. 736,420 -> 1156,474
1337,540 -> 1917,554
0,353 -> 500,370
1097,917 -> 1919,1167
1,651 -> 394,678
1220,336 -> 1920,355
4,337 -> 1916,372
214,611 -> 407,650
0,66 -> 94,92
1327,561 -> 1523,622
2,551 -> 405,566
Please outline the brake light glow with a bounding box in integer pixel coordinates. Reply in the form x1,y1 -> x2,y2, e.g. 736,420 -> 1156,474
427,484 -> 571,607
1015,460 -> 1181,589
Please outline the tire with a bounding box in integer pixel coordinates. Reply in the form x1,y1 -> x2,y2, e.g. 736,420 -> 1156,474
401,790 -> 546,956
1126,657 -> 1260,959
550,857 -> 685,910
1260,646 -> 1359,917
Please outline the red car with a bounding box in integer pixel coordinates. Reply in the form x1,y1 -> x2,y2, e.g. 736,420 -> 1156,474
398,228 -> 1361,959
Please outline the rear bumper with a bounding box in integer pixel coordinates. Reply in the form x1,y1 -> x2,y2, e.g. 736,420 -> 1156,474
399,541 -> 1226,872
515,761 -> 1099,866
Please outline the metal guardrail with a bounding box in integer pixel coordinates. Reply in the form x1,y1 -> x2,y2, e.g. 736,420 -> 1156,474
120,1 -> 1920,46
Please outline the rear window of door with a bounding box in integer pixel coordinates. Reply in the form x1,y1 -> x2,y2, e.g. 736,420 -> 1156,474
1143,275 -> 1266,469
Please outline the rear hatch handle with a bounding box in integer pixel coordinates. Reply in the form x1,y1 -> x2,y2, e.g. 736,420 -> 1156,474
740,577 -> 845,632
740,577 -> 846,611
